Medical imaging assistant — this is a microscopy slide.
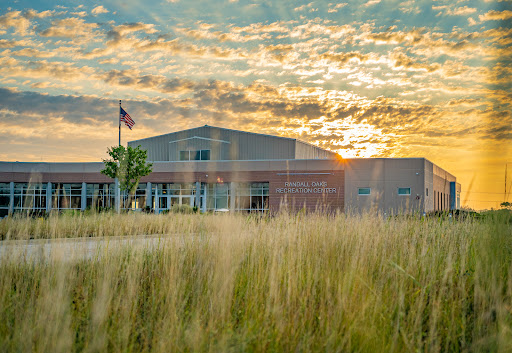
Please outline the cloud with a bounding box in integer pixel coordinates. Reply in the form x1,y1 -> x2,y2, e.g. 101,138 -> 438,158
0,57 -> 95,81
320,51 -> 372,66
113,22 -> 158,36
447,6 -> 477,15
91,6 -> 109,15
0,87 -> 115,122
22,9 -> 54,19
0,11 -> 32,36
364,0 -> 381,7
102,22 -> 158,47
479,10 -> 512,21
390,52 -> 440,72
359,28 -> 422,45
175,26 -> 269,42
294,3 -> 317,12
80,21 -> 250,61
0,9 -> 57,37
328,3 -> 347,13
70,11 -> 87,17
434,5 -> 477,16
39,17 -> 99,38
0,39 -> 28,48
353,27 -> 482,59
399,1 -> 420,14
447,98 -> 480,107
99,69 -> 196,93
9,48 -> 56,58
132,37 -> 248,60
230,21 -> 290,35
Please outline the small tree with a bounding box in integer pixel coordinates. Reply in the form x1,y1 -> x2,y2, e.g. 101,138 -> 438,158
101,145 -> 153,209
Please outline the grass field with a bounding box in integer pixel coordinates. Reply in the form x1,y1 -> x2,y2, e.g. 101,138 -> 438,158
0,211 -> 511,352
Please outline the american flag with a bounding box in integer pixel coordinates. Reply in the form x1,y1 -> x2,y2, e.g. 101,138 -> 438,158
120,107 -> 135,130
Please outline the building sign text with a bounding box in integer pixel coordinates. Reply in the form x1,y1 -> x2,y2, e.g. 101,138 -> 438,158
276,181 -> 337,194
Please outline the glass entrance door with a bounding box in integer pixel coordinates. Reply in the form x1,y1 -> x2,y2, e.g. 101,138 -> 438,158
155,183 -> 199,212
158,196 -> 167,210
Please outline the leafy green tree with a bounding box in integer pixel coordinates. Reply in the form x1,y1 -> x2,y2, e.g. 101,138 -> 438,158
101,145 -> 153,208
500,201 -> 511,209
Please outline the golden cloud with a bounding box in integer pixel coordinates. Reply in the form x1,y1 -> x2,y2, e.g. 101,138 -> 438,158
479,10 -> 512,21
0,11 -> 32,36
39,17 -> 99,38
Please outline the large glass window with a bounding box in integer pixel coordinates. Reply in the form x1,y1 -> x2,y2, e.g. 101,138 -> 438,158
200,150 -> 210,160
191,150 -> 200,160
398,187 -> 411,196
154,183 -> 197,210
235,183 -> 251,211
86,183 -> 147,211
122,183 -> 147,210
215,184 -> 229,209
155,183 -> 195,196
14,183 -> 47,210
205,183 -> 230,210
0,183 -> 10,208
151,182 -> 269,212
86,183 -> 115,210
358,187 -> 371,195
180,183 -> 195,196
52,183 -> 82,209
179,150 -> 211,161
233,182 -> 269,212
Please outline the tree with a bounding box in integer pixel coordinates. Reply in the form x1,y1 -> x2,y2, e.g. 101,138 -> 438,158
501,201 -> 511,209
101,145 -> 153,209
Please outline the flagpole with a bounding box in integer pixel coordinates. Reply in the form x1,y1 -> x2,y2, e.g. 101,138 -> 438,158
116,99 -> 121,213
119,100 -> 122,147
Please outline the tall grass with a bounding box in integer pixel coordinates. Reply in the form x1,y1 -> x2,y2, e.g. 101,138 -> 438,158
0,212 -> 511,352
0,212 -> 210,240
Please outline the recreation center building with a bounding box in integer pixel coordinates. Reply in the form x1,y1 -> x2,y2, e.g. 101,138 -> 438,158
0,125 -> 461,216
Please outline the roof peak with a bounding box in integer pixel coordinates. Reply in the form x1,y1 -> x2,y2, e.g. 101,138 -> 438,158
129,124 -> 298,143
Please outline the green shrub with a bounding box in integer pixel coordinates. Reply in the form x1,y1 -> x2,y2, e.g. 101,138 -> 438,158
168,204 -> 197,214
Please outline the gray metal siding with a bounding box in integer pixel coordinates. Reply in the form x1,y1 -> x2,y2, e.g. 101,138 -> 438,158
129,135 -> 170,161
424,159 -> 434,212
295,141 -> 337,159
344,158 -> 426,214
129,126 -> 306,161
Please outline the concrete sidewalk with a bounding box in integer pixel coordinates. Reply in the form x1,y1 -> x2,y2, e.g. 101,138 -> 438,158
0,234 -> 176,262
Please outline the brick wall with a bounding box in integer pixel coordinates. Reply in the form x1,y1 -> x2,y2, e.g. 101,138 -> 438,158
1,169 -> 345,212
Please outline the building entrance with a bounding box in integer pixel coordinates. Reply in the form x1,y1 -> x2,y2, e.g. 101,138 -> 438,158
158,195 -> 194,209
155,183 -> 200,213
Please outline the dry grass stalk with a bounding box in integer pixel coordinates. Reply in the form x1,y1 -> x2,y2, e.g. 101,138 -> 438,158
0,211 -> 511,352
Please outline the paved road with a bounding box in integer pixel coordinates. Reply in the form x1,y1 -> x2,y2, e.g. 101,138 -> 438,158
0,234 -> 175,262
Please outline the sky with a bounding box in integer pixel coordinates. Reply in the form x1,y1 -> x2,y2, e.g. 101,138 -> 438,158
0,0 -> 511,210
